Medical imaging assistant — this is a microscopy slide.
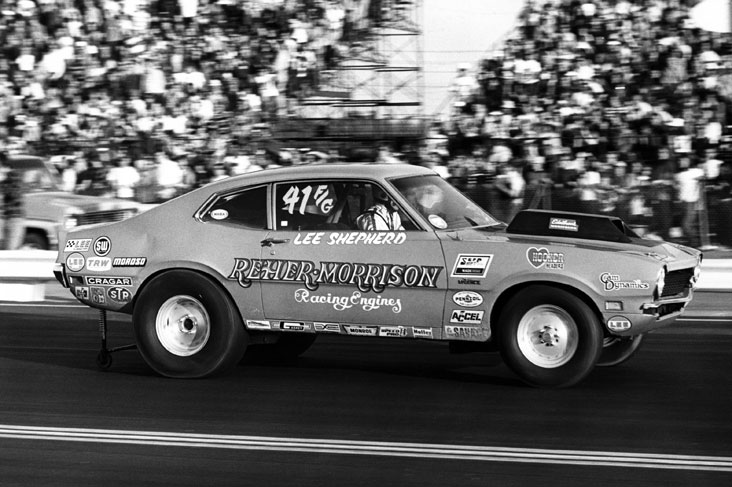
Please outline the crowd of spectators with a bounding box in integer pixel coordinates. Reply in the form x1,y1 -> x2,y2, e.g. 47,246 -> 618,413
0,0 -> 355,197
2,0 -> 732,247
439,0 -> 732,246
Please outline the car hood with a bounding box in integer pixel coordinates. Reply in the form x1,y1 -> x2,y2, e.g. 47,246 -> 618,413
453,225 -> 702,271
25,192 -> 142,211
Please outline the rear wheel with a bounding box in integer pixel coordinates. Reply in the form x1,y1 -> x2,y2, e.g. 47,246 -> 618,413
133,270 -> 248,378
498,285 -> 603,388
596,334 -> 644,367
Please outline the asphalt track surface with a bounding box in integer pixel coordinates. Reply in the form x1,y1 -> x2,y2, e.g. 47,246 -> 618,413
1,292 -> 731,486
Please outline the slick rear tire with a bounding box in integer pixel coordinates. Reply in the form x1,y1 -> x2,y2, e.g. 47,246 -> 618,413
596,334 -> 644,367
498,285 -> 603,388
133,270 -> 248,378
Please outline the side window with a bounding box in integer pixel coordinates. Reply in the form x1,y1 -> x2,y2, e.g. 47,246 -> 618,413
273,180 -> 420,231
202,186 -> 268,228
275,181 -> 340,230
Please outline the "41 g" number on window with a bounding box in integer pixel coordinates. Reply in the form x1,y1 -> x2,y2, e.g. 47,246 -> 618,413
282,184 -> 334,215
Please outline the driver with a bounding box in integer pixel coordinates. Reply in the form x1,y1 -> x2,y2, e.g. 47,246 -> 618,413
356,187 -> 404,231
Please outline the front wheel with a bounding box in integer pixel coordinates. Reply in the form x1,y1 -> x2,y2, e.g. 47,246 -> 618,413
596,334 -> 644,367
133,270 -> 248,378
498,285 -> 603,388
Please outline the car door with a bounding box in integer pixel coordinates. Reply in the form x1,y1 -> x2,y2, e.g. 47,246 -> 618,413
197,184 -> 270,322
258,178 -> 448,338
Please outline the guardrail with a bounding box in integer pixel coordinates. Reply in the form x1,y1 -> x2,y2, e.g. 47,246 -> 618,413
0,251 -> 730,302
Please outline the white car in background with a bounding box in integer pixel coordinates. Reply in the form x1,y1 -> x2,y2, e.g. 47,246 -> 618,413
6,155 -> 146,250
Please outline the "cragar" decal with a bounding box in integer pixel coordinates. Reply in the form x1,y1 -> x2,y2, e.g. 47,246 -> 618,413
84,276 -> 132,287
228,258 -> 442,293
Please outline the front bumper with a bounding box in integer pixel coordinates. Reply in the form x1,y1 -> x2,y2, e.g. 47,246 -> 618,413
603,288 -> 695,336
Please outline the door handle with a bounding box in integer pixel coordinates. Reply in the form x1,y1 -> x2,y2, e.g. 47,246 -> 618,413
260,237 -> 290,247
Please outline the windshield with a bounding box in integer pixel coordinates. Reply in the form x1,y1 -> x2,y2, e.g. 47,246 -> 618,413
6,158 -> 60,191
391,174 -> 500,230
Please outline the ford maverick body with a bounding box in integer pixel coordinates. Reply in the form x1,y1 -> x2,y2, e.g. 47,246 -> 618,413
54,164 -> 702,387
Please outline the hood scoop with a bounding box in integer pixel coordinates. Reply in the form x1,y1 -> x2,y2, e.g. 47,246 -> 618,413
506,210 -> 638,243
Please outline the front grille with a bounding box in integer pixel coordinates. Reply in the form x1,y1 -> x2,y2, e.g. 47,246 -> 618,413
76,209 -> 137,226
662,268 -> 695,297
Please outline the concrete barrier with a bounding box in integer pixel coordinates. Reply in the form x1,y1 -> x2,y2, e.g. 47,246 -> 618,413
0,250 -> 57,302
0,251 -> 730,302
696,260 -> 732,291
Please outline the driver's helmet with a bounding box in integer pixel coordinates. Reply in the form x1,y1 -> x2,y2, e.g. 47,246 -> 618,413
415,184 -> 444,211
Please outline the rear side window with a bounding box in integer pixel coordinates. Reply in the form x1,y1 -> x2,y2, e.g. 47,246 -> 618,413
202,186 -> 267,228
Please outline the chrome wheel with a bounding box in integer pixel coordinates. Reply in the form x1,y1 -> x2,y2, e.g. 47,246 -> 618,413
516,305 -> 579,368
155,295 -> 211,357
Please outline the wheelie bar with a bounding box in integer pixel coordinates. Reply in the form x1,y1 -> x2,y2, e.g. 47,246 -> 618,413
96,309 -> 136,370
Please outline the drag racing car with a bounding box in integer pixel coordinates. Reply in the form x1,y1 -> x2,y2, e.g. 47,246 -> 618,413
54,163 -> 702,387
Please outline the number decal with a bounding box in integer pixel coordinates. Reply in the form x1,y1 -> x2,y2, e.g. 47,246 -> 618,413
281,184 -> 334,215
282,185 -> 300,215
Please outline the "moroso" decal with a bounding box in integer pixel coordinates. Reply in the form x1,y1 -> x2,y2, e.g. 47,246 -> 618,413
228,258 -> 442,293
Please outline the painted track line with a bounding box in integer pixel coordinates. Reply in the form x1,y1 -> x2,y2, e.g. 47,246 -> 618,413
1,425 -> 731,472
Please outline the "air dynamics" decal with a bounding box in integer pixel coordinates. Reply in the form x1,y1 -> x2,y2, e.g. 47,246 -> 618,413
228,258 -> 442,293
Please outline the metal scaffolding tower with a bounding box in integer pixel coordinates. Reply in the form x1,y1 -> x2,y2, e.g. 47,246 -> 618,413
301,0 -> 424,119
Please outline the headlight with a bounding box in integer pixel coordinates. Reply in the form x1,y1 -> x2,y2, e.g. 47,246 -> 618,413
691,264 -> 701,288
656,267 -> 666,299
63,215 -> 79,230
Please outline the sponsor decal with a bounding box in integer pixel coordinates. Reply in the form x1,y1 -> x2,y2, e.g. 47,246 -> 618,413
378,326 -> 408,338
428,214 -> 448,229
64,239 -> 92,252
344,325 -> 378,336
245,320 -> 272,330
549,218 -> 578,232
228,258 -> 442,294
281,322 -> 311,332
75,286 -> 90,300
112,257 -> 147,267
451,254 -> 493,278
293,231 -> 407,246
527,247 -> 565,270
607,316 -> 632,332
457,278 -> 481,286
90,287 -> 106,305
294,288 -> 402,313
449,309 -> 484,324
107,287 -> 132,304
445,326 -> 486,340
452,291 -> 483,308
93,236 -> 111,256
210,209 -> 229,220
86,257 -> 112,272
314,322 -> 341,333
85,276 -> 132,287
65,253 -> 85,272
412,327 -> 434,339
599,273 -> 650,291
